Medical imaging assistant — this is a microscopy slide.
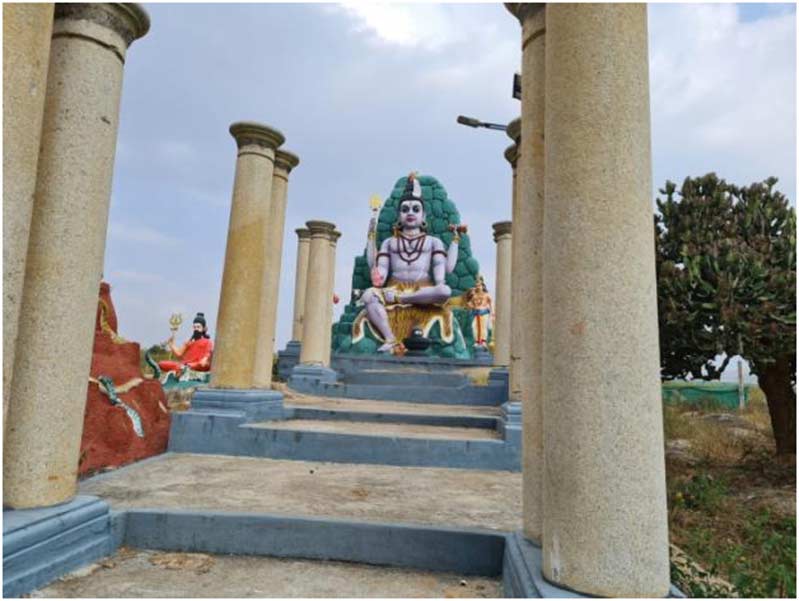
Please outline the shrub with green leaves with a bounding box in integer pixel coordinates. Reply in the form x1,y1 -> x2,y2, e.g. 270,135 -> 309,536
655,174 -> 796,454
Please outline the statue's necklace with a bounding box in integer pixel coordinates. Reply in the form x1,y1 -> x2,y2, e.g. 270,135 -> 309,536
398,234 -> 426,264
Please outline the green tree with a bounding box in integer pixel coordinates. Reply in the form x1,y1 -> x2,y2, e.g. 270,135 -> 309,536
655,173 -> 796,455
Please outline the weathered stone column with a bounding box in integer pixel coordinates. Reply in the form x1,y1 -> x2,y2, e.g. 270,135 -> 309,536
211,122 -> 284,389
252,149 -> 300,388
492,221 -> 512,366
541,4 -> 669,596
321,230 -> 342,367
4,3 -> 149,509
506,119 -> 523,405
3,3 -> 54,430
290,228 -> 311,342
298,221 -> 337,367
511,3 -> 547,548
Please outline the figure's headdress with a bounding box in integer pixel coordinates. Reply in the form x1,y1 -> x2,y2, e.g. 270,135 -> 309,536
399,172 -> 422,205
193,312 -> 207,327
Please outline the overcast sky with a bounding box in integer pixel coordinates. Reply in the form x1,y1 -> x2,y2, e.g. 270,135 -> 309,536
104,2 -> 796,355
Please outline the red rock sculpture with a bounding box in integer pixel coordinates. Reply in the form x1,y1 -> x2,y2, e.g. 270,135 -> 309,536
79,281 -> 170,476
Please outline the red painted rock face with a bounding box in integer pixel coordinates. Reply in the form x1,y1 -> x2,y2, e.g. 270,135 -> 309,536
79,282 -> 170,476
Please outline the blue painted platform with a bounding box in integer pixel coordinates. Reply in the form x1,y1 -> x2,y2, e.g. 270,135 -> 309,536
3,496 -> 116,597
5,498 -> 681,598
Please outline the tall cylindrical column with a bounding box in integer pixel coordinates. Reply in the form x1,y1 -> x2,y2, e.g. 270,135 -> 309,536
492,221 -> 512,366
322,231 -> 341,367
541,4 -> 669,597
3,3 -> 54,430
511,3 -> 547,546
290,228 -> 311,342
252,149 -> 300,388
211,122 -> 284,389
299,221 -> 337,366
4,3 -> 149,509
506,119 -> 523,405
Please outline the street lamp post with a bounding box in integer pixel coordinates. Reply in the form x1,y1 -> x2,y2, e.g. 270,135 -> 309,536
456,115 -> 508,131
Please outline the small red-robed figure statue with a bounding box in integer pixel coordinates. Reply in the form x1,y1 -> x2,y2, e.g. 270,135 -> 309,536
158,312 -> 213,373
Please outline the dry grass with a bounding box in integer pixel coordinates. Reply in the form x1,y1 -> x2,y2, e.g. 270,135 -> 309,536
664,388 -> 796,597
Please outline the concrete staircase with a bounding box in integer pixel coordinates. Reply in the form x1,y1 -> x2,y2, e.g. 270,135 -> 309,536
170,364 -> 519,471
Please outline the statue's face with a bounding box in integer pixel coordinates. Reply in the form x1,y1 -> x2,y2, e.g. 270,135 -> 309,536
399,200 -> 424,229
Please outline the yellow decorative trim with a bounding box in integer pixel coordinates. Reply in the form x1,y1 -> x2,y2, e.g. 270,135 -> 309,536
98,299 -> 127,344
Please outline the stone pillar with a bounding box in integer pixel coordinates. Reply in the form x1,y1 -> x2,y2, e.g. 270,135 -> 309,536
511,3 -> 547,548
298,221 -> 337,367
322,230 -> 342,367
3,4 -> 54,430
3,3 -> 149,509
506,119 -> 523,405
252,149 -> 300,389
541,4 -> 669,597
492,221 -> 512,366
290,228 -> 311,342
211,121 -> 284,389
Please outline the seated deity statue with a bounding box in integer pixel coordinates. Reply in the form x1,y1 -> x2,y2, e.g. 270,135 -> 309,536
360,173 -> 463,353
464,276 -> 493,347
158,312 -> 214,373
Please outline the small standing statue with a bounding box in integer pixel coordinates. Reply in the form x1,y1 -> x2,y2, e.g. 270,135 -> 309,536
465,276 -> 493,348
158,312 -> 214,374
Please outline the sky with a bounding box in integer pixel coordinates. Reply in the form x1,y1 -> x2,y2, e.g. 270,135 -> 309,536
104,2 -> 797,363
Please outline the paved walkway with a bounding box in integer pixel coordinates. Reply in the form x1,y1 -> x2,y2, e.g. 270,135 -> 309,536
81,453 -> 522,531
31,548 -> 502,598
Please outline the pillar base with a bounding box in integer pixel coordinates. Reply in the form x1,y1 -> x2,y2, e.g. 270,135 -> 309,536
289,364 -> 338,389
191,388 -> 284,421
277,341 -> 302,380
3,496 -> 118,597
498,401 -> 521,445
489,368 -> 509,401
502,532 -> 684,598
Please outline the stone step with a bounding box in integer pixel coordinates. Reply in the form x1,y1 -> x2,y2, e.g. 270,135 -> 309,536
284,396 -> 502,417
341,370 -> 471,387
252,419 -> 501,441
288,380 -> 506,406
170,411 -> 520,471
286,397 -> 499,430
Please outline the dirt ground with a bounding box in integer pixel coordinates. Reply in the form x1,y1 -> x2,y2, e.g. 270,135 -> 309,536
664,389 -> 796,597
30,548 -> 502,598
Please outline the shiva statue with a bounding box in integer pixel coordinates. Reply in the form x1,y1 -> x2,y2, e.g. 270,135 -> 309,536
360,173 -> 464,352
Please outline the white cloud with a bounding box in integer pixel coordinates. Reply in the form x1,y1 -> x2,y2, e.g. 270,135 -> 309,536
107,222 -> 179,247
336,3 -> 467,51
108,269 -> 166,284
649,4 -> 796,199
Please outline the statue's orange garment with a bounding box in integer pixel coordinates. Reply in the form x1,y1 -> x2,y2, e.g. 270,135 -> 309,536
158,338 -> 213,373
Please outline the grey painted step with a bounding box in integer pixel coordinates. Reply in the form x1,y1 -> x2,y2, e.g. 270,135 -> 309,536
288,380 -> 506,406
290,406 -> 499,429
253,419 -> 501,440
3,496 -> 115,598
343,370 -> 470,387
169,411 -> 520,471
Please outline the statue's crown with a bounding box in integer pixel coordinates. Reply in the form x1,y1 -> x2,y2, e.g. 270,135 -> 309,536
400,172 -> 422,204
